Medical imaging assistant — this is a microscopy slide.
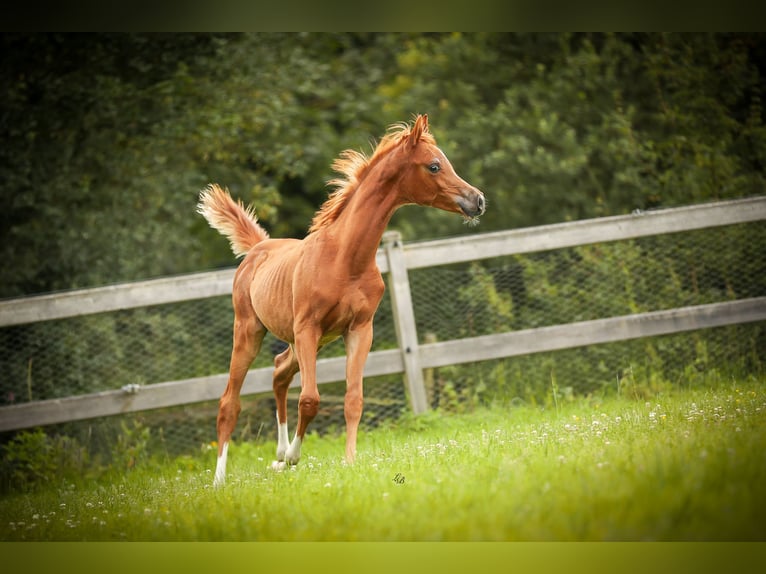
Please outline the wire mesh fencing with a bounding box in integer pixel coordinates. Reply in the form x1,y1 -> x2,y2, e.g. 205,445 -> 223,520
408,221 -> 765,407
0,214 -> 764,471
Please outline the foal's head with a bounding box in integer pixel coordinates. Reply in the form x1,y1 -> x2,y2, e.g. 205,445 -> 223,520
394,114 -> 485,223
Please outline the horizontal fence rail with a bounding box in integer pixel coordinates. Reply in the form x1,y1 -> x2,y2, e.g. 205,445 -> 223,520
400,195 -> 766,270
1,196 -> 764,327
0,269 -> 237,328
1,297 -> 764,432
0,196 -> 764,432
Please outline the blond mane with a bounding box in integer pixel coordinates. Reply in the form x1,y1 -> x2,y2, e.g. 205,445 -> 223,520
308,118 -> 436,234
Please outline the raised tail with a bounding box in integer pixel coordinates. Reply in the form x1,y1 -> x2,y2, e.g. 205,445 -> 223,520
197,184 -> 270,257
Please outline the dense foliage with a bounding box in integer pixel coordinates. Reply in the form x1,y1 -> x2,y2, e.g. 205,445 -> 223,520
2,33 -> 765,297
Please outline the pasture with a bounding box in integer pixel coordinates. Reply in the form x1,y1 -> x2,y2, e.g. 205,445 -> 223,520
1,376 -> 765,542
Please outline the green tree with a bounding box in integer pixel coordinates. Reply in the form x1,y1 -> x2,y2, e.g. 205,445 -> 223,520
2,33 -> 764,295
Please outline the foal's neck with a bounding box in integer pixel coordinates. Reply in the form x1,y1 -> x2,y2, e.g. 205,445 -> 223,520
325,170 -> 404,274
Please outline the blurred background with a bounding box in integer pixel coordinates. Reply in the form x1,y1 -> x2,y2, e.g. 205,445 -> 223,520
1,33 -> 764,485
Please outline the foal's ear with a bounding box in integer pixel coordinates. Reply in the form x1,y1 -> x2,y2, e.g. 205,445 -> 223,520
409,114 -> 429,147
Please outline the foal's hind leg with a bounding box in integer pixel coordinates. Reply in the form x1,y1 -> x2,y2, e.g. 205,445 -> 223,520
214,312 -> 265,487
284,327 -> 322,465
272,345 -> 299,468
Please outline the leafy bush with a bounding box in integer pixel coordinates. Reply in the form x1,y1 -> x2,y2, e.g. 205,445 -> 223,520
0,429 -> 91,492
0,417 -> 170,493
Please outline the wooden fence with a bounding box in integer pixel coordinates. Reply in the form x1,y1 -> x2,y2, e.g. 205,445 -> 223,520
1,197 -> 765,432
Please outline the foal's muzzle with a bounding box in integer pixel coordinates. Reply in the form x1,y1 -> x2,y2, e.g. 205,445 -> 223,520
457,189 -> 486,219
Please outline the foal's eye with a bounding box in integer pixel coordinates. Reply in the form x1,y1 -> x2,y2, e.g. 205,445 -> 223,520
428,162 -> 441,174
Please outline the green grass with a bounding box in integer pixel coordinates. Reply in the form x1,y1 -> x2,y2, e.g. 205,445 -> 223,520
2,378 -> 765,541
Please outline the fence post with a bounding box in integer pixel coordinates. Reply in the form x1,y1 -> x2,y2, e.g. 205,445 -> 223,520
382,230 -> 429,414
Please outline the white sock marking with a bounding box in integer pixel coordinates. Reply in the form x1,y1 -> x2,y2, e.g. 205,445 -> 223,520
213,441 -> 229,487
276,411 -> 289,462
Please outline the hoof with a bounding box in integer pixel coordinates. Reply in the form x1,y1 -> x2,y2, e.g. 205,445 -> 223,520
271,460 -> 287,471
285,436 -> 302,465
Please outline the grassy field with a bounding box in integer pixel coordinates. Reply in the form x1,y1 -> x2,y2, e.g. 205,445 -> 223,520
1,377 -> 765,541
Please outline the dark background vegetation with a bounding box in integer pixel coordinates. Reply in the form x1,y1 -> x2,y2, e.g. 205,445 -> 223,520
2,33 -> 764,297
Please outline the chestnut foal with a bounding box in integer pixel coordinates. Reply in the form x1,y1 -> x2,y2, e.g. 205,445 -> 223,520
198,115 -> 485,486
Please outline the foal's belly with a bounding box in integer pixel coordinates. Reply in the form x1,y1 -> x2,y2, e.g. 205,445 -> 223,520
245,239 -> 300,343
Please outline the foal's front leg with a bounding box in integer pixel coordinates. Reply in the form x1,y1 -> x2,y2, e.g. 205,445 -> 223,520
343,323 -> 373,463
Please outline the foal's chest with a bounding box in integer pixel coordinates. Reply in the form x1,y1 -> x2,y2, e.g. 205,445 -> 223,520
309,270 -> 385,335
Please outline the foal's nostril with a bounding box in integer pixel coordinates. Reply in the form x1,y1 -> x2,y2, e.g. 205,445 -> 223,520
477,194 -> 486,214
